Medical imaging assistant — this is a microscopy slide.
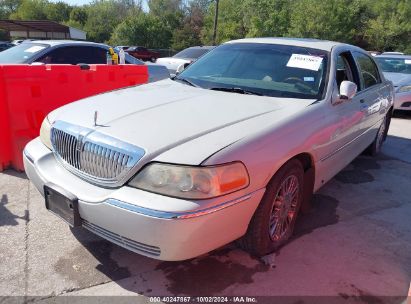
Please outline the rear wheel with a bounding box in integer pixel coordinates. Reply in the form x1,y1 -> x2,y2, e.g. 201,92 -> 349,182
238,159 -> 304,257
150,57 -> 156,63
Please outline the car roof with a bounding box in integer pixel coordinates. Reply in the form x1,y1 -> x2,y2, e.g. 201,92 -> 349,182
375,54 -> 411,59
185,46 -> 214,50
382,52 -> 404,55
227,37 -> 348,52
24,40 -> 108,48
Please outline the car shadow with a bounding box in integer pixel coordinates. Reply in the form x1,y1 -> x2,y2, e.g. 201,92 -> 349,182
392,110 -> 411,119
0,169 -> 28,180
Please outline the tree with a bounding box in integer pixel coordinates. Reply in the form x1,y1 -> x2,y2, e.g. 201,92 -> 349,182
84,0 -> 139,43
110,13 -> 173,48
201,0 -> 246,44
171,0 -> 209,50
148,0 -> 183,17
45,1 -> 72,22
0,0 -> 22,18
10,0 -> 48,20
243,0 -> 291,37
364,0 -> 411,52
69,6 -> 88,26
287,0 -> 370,47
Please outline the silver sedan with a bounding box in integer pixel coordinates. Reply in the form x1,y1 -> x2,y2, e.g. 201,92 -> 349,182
24,38 -> 393,261
375,54 -> 411,111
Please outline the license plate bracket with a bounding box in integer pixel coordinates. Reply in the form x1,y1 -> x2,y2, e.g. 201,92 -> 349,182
44,183 -> 81,227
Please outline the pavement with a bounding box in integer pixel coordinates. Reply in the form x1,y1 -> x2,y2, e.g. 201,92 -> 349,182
0,112 -> 411,303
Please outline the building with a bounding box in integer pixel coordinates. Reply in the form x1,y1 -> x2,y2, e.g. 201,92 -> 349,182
0,20 -> 86,40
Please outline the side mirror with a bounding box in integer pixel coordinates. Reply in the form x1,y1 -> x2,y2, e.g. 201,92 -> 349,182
175,62 -> 191,75
339,81 -> 357,100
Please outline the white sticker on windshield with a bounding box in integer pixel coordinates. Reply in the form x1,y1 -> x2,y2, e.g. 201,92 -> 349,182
24,46 -> 46,53
304,77 -> 315,82
287,54 -> 323,71
405,60 -> 411,64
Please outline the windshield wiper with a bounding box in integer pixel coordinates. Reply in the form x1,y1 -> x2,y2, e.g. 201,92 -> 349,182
173,77 -> 200,88
210,87 -> 263,96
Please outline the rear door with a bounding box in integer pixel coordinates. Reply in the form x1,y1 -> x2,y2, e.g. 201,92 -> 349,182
351,51 -> 387,134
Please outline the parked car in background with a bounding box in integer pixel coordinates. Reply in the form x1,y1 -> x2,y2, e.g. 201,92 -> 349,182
375,54 -> 411,111
156,45 -> 214,76
0,40 -> 169,83
382,52 -> 404,56
24,38 -> 393,261
116,45 -> 130,51
368,51 -> 381,57
0,41 -> 14,52
126,46 -> 160,62
11,39 -> 24,45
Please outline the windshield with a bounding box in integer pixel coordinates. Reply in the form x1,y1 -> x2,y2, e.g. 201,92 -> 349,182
173,47 -> 211,59
375,57 -> 411,74
0,43 -> 49,63
176,43 -> 328,99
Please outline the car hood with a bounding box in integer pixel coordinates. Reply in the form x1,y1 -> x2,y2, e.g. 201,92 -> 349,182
49,79 -> 315,165
383,72 -> 411,87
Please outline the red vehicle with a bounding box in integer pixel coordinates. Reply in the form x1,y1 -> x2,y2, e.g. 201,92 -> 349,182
125,46 -> 160,62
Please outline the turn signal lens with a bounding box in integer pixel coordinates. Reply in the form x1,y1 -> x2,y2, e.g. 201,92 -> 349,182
128,162 -> 249,199
39,116 -> 52,150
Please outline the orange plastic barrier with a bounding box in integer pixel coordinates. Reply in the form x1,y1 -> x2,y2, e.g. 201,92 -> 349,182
0,64 -> 148,171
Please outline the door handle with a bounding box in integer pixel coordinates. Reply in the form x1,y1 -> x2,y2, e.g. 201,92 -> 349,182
360,99 -> 366,103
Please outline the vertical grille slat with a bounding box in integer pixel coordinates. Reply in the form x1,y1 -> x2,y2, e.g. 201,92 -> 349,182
50,125 -> 142,185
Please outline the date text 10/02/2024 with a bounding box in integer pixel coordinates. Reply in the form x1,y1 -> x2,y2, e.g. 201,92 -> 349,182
149,297 -> 257,303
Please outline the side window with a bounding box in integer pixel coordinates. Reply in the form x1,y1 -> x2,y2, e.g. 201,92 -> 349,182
353,52 -> 381,90
37,47 -> 73,64
88,47 -> 107,64
37,46 -> 106,64
335,52 -> 360,93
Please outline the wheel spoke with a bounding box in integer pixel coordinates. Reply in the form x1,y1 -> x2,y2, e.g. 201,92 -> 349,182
268,174 -> 300,241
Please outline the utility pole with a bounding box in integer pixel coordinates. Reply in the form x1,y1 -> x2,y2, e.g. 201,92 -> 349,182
212,0 -> 219,45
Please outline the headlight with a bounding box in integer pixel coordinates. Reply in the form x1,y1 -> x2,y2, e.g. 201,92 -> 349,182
398,85 -> 411,93
129,162 -> 249,199
39,116 -> 52,149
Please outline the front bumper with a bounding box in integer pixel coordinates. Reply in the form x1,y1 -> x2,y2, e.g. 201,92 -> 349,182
394,91 -> 411,111
23,138 -> 264,261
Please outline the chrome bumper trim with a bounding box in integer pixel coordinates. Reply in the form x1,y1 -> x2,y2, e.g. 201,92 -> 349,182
105,192 -> 254,219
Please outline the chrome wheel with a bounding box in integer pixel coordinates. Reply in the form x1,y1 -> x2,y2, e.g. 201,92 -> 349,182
269,175 -> 300,241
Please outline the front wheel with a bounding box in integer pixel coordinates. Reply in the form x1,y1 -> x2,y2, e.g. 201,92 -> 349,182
238,159 -> 304,257
367,114 -> 389,156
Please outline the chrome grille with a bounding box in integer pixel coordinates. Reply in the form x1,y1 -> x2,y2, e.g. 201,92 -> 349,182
79,141 -> 130,179
50,121 -> 145,186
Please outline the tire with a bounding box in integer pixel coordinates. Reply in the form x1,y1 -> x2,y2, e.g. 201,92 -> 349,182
238,159 -> 304,257
150,57 -> 156,63
368,113 -> 389,156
